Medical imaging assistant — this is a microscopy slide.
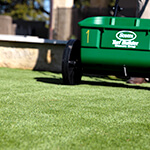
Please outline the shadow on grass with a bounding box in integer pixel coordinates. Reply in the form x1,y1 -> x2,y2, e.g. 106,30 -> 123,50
35,77 -> 63,84
35,77 -> 150,91
81,80 -> 150,90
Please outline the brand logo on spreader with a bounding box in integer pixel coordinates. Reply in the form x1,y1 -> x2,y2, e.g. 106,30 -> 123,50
112,30 -> 139,49
116,31 -> 137,41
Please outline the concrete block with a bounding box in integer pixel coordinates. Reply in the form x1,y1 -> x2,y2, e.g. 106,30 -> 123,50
0,35 -> 67,72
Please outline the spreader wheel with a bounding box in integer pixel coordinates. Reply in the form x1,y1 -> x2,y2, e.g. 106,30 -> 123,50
62,39 -> 82,85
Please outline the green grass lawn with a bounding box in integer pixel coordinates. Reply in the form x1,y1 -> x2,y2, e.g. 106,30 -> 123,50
0,67 -> 149,150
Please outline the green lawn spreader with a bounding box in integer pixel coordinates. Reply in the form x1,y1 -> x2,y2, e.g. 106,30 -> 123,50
62,5 -> 150,85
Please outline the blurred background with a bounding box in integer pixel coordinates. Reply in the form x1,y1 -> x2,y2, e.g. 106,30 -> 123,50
0,0 -> 137,41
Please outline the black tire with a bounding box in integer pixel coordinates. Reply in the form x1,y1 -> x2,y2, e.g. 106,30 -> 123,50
62,39 -> 82,85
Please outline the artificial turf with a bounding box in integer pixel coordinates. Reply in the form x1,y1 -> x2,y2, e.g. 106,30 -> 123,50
0,67 -> 149,150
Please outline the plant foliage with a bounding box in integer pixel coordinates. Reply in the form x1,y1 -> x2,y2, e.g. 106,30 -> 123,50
0,0 -> 49,21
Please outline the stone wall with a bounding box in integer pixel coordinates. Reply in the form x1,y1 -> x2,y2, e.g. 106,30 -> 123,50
0,35 -> 67,72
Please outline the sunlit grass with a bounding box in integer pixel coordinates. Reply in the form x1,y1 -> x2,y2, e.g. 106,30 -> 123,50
0,68 -> 150,150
